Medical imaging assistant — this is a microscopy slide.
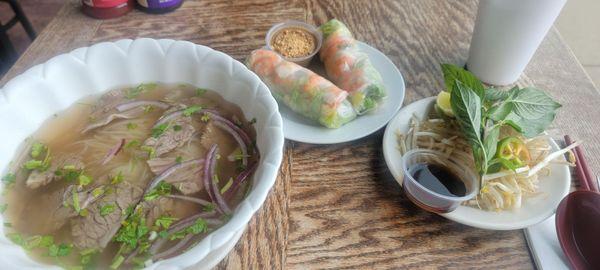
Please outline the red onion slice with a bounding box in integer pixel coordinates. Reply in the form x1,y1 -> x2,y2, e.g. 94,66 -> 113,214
148,211 -> 217,255
101,139 -> 125,165
144,159 -> 204,194
152,234 -> 193,261
224,162 -> 258,200
212,120 -> 248,167
115,100 -> 169,112
203,145 -> 231,214
166,194 -> 212,206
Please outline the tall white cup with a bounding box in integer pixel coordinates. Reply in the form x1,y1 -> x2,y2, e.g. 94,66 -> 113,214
467,0 -> 567,85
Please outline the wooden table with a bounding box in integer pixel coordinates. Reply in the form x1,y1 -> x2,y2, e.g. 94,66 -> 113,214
3,0 -> 600,269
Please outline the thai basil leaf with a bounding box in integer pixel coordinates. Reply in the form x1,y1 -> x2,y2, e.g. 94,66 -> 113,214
504,111 -> 556,138
510,87 -> 561,120
483,124 -> 500,163
450,80 -> 487,173
485,86 -> 517,102
441,63 -> 485,99
486,101 -> 513,121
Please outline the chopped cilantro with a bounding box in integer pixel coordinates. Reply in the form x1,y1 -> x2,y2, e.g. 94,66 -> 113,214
30,142 -> 46,158
2,173 -> 16,186
200,113 -> 210,122
151,123 -> 169,138
62,168 -> 81,182
144,182 -> 172,201
183,105 -> 202,116
38,235 -> 54,249
80,248 -> 98,266
91,187 -> 105,198
173,125 -> 182,131
154,216 -> 178,230
158,230 -> 169,239
196,88 -> 207,96
125,139 -> 141,149
140,146 -> 156,159
48,243 -> 72,257
249,118 -> 257,125
111,171 -> 124,185
142,105 -> 155,113
187,218 -> 209,234
78,174 -> 93,186
127,123 -> 138,130
100,204 -> 116,216
169,218 -> 208,240
24,160 -> 46,170
203,203 -> 215,212
175,156 -> 183,164
0,204 -> 7,213
125,83 -> 157,99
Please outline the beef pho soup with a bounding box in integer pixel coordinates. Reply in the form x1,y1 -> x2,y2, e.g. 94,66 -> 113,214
1,83 -> 258,269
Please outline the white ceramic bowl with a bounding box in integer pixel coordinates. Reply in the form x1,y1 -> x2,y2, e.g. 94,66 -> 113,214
0,38 -> 284,269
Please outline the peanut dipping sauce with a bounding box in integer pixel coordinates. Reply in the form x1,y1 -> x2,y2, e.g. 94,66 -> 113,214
270,27 -> 317,58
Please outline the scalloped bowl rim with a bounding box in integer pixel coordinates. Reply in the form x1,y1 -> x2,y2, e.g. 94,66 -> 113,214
0,38 -> 284,269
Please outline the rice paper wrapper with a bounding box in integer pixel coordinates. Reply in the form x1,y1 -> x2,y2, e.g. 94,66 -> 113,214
319,19 -> 386,114
247,49 -> 356,128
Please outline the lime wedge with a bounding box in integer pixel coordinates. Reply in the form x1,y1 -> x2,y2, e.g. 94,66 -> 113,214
436,91 -> 454,117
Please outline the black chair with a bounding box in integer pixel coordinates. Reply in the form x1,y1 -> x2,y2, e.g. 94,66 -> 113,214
0,0 -> 36,74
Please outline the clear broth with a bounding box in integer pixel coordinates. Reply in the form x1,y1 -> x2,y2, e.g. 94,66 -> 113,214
1,83 -> 257,269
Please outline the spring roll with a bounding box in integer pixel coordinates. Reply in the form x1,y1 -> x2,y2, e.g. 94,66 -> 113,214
319,19 -> 386,114
247,49 -> 356,128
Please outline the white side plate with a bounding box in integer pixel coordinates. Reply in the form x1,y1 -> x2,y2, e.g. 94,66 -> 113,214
383,97 -> 571,230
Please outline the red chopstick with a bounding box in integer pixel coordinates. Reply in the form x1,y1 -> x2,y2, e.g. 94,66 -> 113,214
565,135 -> 599,192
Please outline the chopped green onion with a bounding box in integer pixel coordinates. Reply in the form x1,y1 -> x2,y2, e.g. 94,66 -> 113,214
196,88 -> 207,96
154,216 -> 178,230
220,177 -> 233,194
183,105 -> 203,116
111,171 -> 124,185
110,255 -> 125,269
100,204 -> 116,216
78,174 -> 93,186
126,123 -> 138,130
151,123 -> 169,138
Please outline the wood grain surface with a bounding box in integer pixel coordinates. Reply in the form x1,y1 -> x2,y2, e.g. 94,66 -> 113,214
3,0 -> 600,269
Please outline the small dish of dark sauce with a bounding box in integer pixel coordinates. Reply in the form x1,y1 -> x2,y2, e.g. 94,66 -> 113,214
400,149 -> 478,214
410,163 -> 466,197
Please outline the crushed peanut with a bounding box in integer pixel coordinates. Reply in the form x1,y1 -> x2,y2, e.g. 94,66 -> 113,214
271,27 -> 316,58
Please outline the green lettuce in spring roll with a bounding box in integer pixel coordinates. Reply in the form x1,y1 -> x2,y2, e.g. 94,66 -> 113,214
319,19 -> 386,114
247,49 -> 356,128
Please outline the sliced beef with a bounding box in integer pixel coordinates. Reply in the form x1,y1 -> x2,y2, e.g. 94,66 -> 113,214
26,156 -> 84,189
35,184 -> 103,234
89,89 -> 125,121
143,109 -> 195,157
71,181 -> 143,250
143,197 -> 177,226
147,157 -> 177,175
82,107 -> 146,133
200,122 -> 237,159
147,157 -> 204,195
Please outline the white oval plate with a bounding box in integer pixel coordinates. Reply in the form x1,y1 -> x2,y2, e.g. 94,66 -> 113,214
281,42 -> 405,144
382,97 -> 571,230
